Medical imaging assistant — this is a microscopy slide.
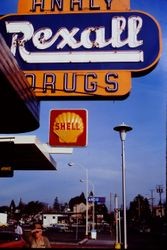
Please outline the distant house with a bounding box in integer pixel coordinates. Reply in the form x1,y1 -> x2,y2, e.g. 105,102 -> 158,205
0,213 -> 7,226
42,213 -> 68,228
73,202 -> 86,214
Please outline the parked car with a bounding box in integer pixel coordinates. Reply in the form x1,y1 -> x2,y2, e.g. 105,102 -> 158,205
45,224 -> 69,233
0,231 -> 26,248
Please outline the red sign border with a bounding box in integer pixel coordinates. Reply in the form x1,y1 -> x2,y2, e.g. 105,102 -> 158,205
49,109 -> 88,147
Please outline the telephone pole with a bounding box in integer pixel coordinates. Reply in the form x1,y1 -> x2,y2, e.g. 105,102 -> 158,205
166,102 -> 167,208
150,189 -> 155,214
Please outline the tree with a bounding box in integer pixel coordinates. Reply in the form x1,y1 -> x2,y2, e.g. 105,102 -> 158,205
95,203 -> 108,216
9,200 -> 16,216
0,205 -> 9,213
128,194 -> 151,227
53,197 -> 60,212
24,201 -> 45,215
17,198 -> 25,214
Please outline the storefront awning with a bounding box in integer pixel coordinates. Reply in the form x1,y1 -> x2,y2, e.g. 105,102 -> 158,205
0,34 -> 39,133
0,136 -> 57,171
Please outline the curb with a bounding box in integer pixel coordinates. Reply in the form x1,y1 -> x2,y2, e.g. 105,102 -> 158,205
78,238 -> 89,245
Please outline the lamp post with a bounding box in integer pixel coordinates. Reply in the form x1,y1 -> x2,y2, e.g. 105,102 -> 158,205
156,185 -> 163,205
89,181 -> 95,232
114,122 -> 132,249
68,162 -> 89,236
114,194 -> 119,245
82,179 -> 95,232
88,181 -> 96,240
156,185 -> 164,217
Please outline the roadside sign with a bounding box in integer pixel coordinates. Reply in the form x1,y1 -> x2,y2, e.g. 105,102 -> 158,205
49,109 -> 88,147
0,0 -> 162,99
88,196 -> 106,204
0,12 -> 160,72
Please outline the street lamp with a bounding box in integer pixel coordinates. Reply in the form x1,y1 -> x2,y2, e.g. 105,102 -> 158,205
68,162 -> 89,236
81,179 -> 95,232
89,181 -> 95,232
114,122 -> 132,249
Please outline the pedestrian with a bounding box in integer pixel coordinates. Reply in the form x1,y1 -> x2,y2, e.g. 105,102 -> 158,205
14,221 -> 23,236
29,223 -> 51,248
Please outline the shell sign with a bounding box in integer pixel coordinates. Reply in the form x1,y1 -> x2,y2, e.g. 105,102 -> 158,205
49,109 -> 88,147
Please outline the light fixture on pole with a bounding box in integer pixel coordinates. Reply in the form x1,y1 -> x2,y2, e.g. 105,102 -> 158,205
68,162 -> 89,236
89,181 -> 95,232
81,179 -> 95,233
114,122 -> 132,249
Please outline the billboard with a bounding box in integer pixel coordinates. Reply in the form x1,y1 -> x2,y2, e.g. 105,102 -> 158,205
0,0 -> 161,99
1,13 -> 160,71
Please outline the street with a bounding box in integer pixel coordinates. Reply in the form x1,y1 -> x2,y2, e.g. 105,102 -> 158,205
126,229 -> 167,250
41,228 -> 167,249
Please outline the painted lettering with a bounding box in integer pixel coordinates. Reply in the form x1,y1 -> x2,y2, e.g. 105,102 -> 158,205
84,73 -> 97,92
70,0 -> 82,10
25,71 -> 120,96
105,73 -> 118,92
6,16 -> 143,64
31,0 -> 112,12
55,122 -> 80,130
51,0 -> 63,11
32,0 -> 45,12
64,73 -> 77,92
43,73 -> 56,93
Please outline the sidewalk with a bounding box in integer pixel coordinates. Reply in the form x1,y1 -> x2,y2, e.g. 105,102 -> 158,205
81,238 -> 115,248
49,229 -> 166,249
50,233 -> 116,249
51,238 -> 115,249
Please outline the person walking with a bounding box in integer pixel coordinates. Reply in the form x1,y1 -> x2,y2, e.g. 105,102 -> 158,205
29,223 -> 51,248
14,221 -> 23,236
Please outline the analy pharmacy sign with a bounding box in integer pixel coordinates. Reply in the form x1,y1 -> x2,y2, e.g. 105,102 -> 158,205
0,0 -> 161,99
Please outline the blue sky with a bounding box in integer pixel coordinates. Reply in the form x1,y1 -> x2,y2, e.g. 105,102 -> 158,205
0,0 -> 166,210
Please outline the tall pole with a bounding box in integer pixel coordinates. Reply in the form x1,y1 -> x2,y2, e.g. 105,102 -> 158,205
165,103 -> 167,208
114,194 -> 119,244
110,192 -> 112,214
118,210 -> 122,245
114,122 -> 132,249
156,185 -> 163,217
114,194 -> 121,249
121,138 -> 127,249
89,181 -> 95,231
92,194 -> 95,231
150,189 -> 154,214
85,168 -> 89,236
156,185 -> 163,205
82,179 -> 95,234
68,162 -> 89,236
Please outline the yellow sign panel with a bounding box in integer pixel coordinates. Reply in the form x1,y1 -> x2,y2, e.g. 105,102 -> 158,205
17,0 -> 130,14
25,70 -> 131,99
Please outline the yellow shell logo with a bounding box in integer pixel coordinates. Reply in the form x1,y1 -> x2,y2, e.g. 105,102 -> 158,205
53,112 -> 84,143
